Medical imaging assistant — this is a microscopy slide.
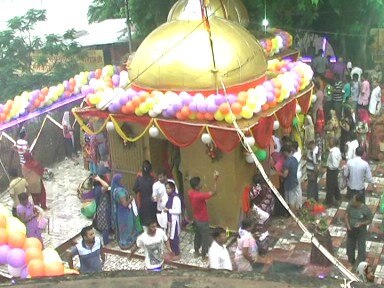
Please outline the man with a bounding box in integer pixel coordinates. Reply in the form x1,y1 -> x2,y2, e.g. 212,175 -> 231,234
306,140 -> 320,202
344,193 -> 373,265
368,79 -> 381,116
325,137 -> 342,206
279,144 -> 299,212
345,133 -> 359,161
188,171 -> 219,259
8,168 -> 28,217
344,147 -> 373,203
292,141 -> 302,209
68,225 -> 105,274
332,74 -> 344,119
312,49 -> 328,76
351,65 -> 363,81
350,73 -> 361,108
130,219 -> 172,271
208,227 -> 232,271
358,72 -> 370,110
14,128 -> 29,166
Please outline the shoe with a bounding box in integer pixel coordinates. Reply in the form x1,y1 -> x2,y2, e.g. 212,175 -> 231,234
193,251 -> 200,258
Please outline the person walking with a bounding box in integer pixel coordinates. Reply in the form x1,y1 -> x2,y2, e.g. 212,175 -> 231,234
130,219 -> 172,271
68,225 -> 105,273
344,147 -> 373,203
208,227 -> 232,271
188,171 -> 219,260
344,193 -> 373,265
8,168 -> 28,217
325,137 -> 342,206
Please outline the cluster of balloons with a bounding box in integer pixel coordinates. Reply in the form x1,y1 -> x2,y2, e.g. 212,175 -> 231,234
0,204 -> 77,279
85,59 -> 313,124
0,64 -> 125,125
259,29 -> 293,57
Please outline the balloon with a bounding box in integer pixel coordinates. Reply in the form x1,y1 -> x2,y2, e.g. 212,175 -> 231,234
214,94 -> 225,106
42,248 -> 61,264
196,101 -> 207,113
0,244 -> 11,264
244,136 -> 255,147
225,113 -> 235,124
241,106 -> 253,119
28,259 -> 45,278
226,94 -> 237,105
64,268 -> 79,275
0,214 -> 6,229
245,153 -> 254,163
231,102 -> 242,115
0,228 -> 6,245
219,103 -> 230,115
8,232 -> 26,248
149,126 -> 159,137
255,149 -> 267,161
214,111 -> 224,121
8,265 -> 22,277
20,265 -> 28,279
180,92 -> 192,106
237,92 -> 247,106
44,261 -> 64,277
7,248 -> 26,268
273,120 -> 280,130
201,133 -> 212,144
293,117 -> 299,127
24,238 -> 42,251
26,247 -> 43,264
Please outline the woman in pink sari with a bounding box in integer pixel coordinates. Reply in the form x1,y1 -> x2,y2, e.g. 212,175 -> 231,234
17,193 -> 43,245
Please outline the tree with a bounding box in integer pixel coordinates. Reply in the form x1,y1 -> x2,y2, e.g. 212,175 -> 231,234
0,9 -> 84,101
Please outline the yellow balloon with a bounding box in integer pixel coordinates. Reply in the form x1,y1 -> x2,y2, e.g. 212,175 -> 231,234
0,204 -> 10,218
135,107 -> 144,116
6,217 -> 26,235
188,112 -> 197,120
241,106 -> 253,119
225,113 -> 235,124
214,111 -> 224,121
42,248 -> 62,264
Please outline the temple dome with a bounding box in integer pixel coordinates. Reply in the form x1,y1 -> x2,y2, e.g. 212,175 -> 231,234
128,17 -> 266,92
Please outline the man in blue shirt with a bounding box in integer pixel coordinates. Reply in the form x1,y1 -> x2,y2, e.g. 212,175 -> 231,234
68,225 -> 105,273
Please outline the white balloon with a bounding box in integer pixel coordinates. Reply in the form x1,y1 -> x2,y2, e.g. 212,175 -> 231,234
311,94 -> 317,103
273,120 -> 280,130
148,110 -> 158,118
244,136 -> 255,147
296,104 -> 302,114
106,121 -> 115,132
153,104 -> 163,115
201,133 -> 212,144
245,153 -> 254,164
149,126 -> 160,137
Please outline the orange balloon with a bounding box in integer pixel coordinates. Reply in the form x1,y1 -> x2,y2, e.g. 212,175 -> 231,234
0,214 -> 6,229
132,96 -> 141,108
237,91 -> 248,106
5,100 -> 13,107
95,69 -> 102,79
274,88 -> 281,98
28,259 -> 45,278
41,87 -> 49,96
24,237 -> 43,251
0,228 -> 7,245
125,102 -> 135,114
64,268 -> 79,275
196,112 -> 205,120
231,102 -> 242,115
204,112 -> 214,121
139,91 -> 150,102
121,105 -> 128,114
175,111 -> 186,120
34,99 -> 41,108
8,232 -> 26,248
269,98 -> 278,108
262,103 -> 270,111
26,247 -> 43,264
44,261 -> 64,277
0,113 -> 6,121
180,106 -> 191,118
68,78 -> 76,87
38,93 -> 45,102
218,103 -> 230,115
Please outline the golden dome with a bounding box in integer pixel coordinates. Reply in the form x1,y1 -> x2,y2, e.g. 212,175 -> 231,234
129,17 -> 266,92
168,0 -> 249,27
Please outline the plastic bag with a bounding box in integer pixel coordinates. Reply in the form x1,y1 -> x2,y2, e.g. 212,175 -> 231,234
81,200 -> 96,218
338,169 -> 347,190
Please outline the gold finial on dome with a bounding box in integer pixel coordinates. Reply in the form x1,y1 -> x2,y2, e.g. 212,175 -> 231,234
168,0 -> 249,27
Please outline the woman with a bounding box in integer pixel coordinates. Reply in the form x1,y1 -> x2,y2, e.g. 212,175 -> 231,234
22,152 -> 48,210
339,106 -> 356,157
325,109 -> 340,150
164,181 -> 181,260
356,261 -> 375,282
133,160 -> 156,228
303,115 -> 315,146
93,175 -> 112,246
111,174 -> 139,250
62,111 -> 77,163
17,192 -> 43,245
235,218 -> 257,271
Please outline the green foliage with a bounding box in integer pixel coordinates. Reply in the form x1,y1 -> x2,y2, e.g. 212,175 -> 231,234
0,9 -> 84,102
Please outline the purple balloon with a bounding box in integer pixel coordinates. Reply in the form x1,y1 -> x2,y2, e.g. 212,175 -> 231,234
0,245 -> 11,265
162,110 -> 171,118
88,71 -> 95,80
263,81 -> 273,90
81,85 -> 91,95
119,95 -> 129,106
112,74 -> 120,87
267,92 -> 275,103
126,88 -> 136,99
166,106 -> 176,116
226,94 -> 236,105
214,94 -> 225,106
7,248 -> 25,268
207,102 -> 218,113
20,265 -> 28,279
196,100 -> 207,113
173,101 -> 183,112
108,103 -> 119,113
180,92 -> 192,106
189,101 -> 198,113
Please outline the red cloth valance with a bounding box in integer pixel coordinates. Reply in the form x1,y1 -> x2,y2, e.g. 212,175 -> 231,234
251,115 -> 275,149
156,120 -> 203,148
275,100 -> 296,129
208,126 -> 240,153
296,89 -> 313,115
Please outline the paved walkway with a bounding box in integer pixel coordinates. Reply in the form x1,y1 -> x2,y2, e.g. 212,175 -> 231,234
1,157 -> 383,285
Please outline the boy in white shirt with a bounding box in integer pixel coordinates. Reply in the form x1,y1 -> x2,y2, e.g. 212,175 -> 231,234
208,227 -> 232,271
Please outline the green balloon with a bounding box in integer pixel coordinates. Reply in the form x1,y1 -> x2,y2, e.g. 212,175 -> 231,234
292,117 -> 299,127
254,149 -> 267,161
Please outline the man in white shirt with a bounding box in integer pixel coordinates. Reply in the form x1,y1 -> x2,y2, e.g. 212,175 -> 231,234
130,219 -> 172,271
345,133 -> 359,161
351,66 -> 363,81
344,147 -> 373,203
208,227 -> 232,271
152,170 -> 178,229
325,137 -> 342,206
368,79 -> 381,116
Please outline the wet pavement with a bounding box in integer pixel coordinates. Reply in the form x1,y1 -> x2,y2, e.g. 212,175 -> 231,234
1,157 -> 384,285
